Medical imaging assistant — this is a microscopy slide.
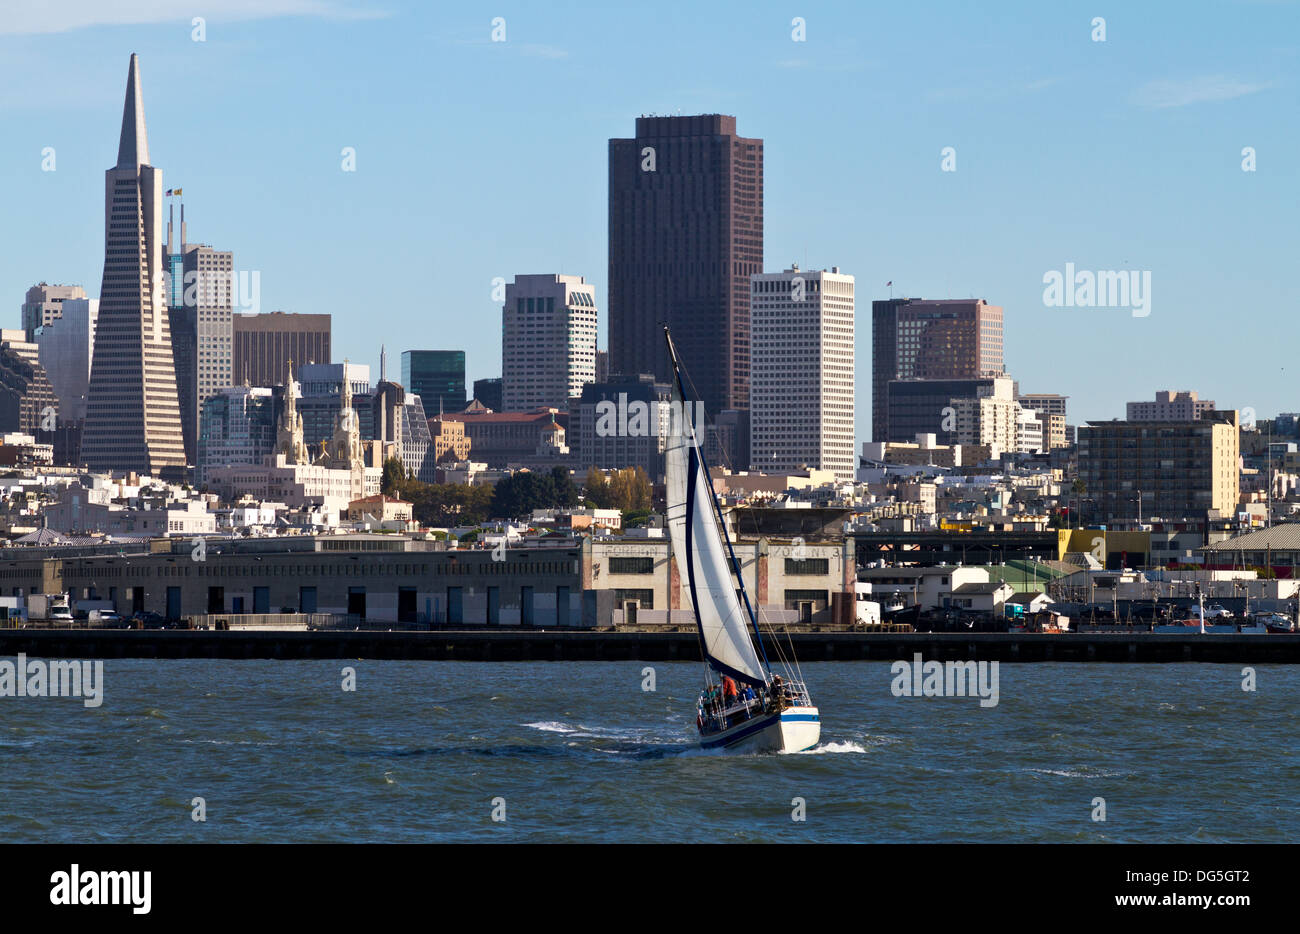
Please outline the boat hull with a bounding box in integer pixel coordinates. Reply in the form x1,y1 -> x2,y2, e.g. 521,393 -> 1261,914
699,706 -> 820,754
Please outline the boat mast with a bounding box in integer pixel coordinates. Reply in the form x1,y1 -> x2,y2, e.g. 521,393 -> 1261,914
664,327 -> 773,679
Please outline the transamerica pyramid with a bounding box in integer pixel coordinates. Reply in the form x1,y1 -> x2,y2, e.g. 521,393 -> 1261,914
81,53 -> 187,475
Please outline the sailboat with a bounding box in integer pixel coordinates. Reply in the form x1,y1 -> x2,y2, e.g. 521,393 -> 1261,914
663,327 -> 821,753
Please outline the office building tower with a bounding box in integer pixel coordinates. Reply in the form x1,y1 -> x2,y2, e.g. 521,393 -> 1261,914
1017,393 -> 1069,449
196,385 -> 277,485
401,350 -> 466,413
750,266 -> 855,481
22,284 -> 87,340
1079,411 -> 1240,520
232,311 -> 331,389
472,377 -> 503,412
568,374 -> 674,480
296,362 -> 372,448
81,54 -> 187,476
160,200 -> 234,466
885,377 -> 1001,446
0,330 -> 58,436
872,298 -> 1004,442
34,298 -> 97,423
1126,391 -> 1218,422
608,114 -> 763,420
501,274 -> 597,411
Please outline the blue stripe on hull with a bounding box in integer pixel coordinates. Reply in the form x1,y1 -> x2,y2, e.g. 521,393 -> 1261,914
699,712 -> 782,748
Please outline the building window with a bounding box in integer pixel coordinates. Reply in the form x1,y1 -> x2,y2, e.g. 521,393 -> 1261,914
609,556 -> 654,575
785,558 -> 829,575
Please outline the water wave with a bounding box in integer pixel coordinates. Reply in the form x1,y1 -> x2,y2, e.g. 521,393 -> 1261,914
795,740 -> 868,755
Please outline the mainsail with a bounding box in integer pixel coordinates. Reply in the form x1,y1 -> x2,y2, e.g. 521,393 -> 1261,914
663,330 -> 767,687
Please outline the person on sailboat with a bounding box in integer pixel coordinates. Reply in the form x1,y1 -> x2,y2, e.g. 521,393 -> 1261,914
770,674 -> 786,711
722,675 -> 738,706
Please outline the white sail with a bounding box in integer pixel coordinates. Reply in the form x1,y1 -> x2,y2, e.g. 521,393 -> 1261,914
664,348 -> 767,686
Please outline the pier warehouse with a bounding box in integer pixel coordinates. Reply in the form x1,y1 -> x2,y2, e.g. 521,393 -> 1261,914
0,527 -> 855,629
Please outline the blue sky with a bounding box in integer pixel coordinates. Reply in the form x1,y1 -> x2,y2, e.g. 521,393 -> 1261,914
2,0 -> 1295,442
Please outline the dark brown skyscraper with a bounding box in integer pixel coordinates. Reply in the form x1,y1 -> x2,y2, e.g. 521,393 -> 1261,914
232,312 -> 331,388
608,114 -> 763,427
872,298 -> 1004,442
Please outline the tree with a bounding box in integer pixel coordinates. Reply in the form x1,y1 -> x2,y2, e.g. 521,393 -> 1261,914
583,467 -> 610,508
550,466 -> 578,508
607,466 -> 652,513
490,471 -> 558,519
381,457 -> 407,497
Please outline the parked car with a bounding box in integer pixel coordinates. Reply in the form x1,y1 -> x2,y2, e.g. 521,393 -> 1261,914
130,611 -> 169,629
1202,604 -> 1233,619
90,609 -> 125,628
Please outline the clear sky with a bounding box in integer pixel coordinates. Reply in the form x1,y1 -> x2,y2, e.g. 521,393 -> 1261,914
2,0 -> 1295,442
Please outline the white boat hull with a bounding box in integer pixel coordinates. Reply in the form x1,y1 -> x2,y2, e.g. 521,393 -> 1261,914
699,706 -> 820,754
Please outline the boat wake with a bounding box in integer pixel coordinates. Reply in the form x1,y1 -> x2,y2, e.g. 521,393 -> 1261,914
790,740 -> 868,755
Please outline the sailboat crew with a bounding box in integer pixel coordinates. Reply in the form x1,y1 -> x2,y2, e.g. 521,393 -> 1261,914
722,675 -> 738,705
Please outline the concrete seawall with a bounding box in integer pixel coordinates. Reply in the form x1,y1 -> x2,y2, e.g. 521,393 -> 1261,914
2,629 -> 1300,662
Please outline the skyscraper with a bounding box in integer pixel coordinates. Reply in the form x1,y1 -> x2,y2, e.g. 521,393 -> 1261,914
750,266 -> 856,481
0,330 -> 58,436
501,274 -> 597,411
232,311 -> 331,388
608,114 -> 763,425
81,54 -> 186,476
401,350 -> 466,413
34,298 -> 97,423
872,298 -> 1004,442
471,377 -> 503,412
183,240 -> 234,462
22,284 -> 87,340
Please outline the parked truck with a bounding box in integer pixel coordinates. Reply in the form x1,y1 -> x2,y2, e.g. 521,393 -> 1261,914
26,593 -> 73,624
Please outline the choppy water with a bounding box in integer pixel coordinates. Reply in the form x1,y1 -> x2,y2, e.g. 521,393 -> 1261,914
1,660 -> 1295,842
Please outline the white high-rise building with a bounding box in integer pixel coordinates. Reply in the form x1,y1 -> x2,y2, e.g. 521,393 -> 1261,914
1016,406 -> 1044,454
501,274 -> 597,412
175,241 -> 235,467
951,377 -> 1011,451
750,266 -> 856,482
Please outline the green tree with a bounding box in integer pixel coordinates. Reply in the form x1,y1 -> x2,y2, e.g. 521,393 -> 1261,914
381,457 -> 407,497
490,471 -> 558,519
550,466 -> 578,508
583,467 -> 611,508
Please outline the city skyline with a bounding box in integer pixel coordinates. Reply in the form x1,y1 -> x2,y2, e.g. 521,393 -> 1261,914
2,1 -> 1295,444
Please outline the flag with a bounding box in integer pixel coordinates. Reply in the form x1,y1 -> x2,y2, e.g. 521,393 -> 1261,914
173,188 -> 182,195
166,188 -> 183,196
885,281 -> 892,287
